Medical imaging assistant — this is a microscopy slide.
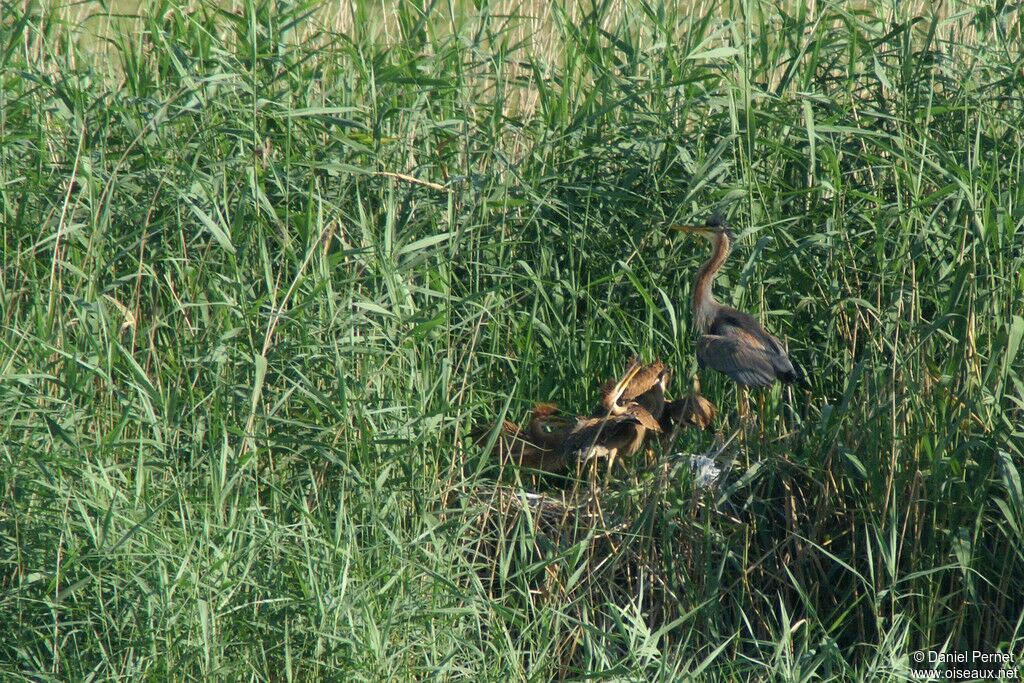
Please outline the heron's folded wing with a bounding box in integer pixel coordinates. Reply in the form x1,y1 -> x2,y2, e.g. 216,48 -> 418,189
696,334 -> 778,387
559,417 -> 638,462
630,406 -> 662,432
559,426 -> 613,462
621,361 -> 667,401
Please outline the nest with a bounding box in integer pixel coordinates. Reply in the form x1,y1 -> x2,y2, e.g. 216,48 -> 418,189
453,360 -> 741,669
451,468 -> 684,618
443,431 -> 747,674
463,483 -> 614,549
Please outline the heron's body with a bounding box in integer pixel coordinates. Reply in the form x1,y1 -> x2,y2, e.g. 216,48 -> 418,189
471,403 -> 574,472
677,220 -> 799,388
661,388 -> 717,433
528,403 -> 575,448
471,419 -> 557,471
558,403 -> 661,467
654,373 -> 718,448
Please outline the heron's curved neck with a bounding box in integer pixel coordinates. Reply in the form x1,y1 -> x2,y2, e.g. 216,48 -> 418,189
692,233 -> 730,333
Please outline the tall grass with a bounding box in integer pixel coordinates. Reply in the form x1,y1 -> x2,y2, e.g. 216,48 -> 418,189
2,0 -> 1023,679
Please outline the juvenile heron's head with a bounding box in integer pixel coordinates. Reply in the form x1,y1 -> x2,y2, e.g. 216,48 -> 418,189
602,359 -> 644,411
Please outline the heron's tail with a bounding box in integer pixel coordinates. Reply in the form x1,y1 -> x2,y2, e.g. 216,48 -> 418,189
789,358 -> 811,388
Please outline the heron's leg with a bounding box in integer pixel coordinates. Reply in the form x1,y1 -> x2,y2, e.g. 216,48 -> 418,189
780,384 -> 801,437
587,455 -> 600,492
603,451 -> 618,487
735,386 -> 750,425
782,383 -> 793,431
757,390 -> 766,441
732,385 -> 746,425
738,387 -> 752,466
664,425 -> 682,456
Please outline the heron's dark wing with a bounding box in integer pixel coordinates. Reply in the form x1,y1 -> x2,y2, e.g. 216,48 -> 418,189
702,308 -> 798,385
632,384 -> 666,421
696,335 -> 775,386
697,329 -> 797,387
559,422 -> 614,462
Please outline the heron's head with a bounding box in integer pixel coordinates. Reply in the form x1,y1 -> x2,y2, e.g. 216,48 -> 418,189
670,215 -> 734,241
532,403 -> 560,418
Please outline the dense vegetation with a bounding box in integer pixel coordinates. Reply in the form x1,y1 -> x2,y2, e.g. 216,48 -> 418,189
2,0 -> 1023,679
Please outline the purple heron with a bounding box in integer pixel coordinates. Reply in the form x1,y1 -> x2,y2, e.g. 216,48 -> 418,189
594,357 -> 669,422
557,402 -> 661,472
661,375 -> 717,433
672,217 -> 799,388
564,359 -> 664,475
471,403 -> 573,473
474,361 -> 664,475
594,358 -> 719,453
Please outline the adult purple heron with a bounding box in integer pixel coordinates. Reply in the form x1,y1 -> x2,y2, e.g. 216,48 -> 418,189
672,217 -> 800,388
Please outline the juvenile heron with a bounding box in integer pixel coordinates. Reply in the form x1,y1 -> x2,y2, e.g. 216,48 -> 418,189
672,217 -> 799,388
470,417 -> 555,472
661,375 -> 717,433
473,362 -> 663,475
471,403 -> 573,473
558,403 -> 660,480
559,360 -> 665,481
594,357 -> 669,422
528,403 -> 575,447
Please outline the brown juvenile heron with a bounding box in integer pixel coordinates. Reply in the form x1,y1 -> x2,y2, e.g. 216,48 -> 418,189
672,217 -> 799,388
559,403 -> 662,466
471,417 -> 554,471
594,357 -> 669,422
528,403 -> 576,447
474,362 -> 666,477
661,375 -> 717,433
561,360 -> 663,477
470,403 -> 571,472
560,408 -> 662,482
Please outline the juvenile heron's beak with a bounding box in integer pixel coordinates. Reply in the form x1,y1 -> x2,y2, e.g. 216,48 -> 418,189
609,360 -> 644,406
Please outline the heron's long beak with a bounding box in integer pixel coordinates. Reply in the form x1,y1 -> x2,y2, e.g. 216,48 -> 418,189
609,360 -> 644,406
670,224 -> 705,234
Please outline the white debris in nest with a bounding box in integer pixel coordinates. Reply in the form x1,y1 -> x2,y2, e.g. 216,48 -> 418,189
690,454 -> 724,489
678,432 -> 739,490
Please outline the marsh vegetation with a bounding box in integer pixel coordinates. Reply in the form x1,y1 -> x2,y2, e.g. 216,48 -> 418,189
2,0 -> 1023,678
